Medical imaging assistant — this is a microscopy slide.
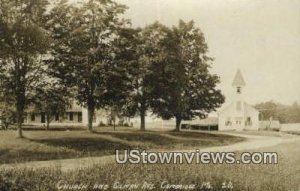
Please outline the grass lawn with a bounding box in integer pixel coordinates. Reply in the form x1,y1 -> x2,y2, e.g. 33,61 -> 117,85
0,136 -> 299,191
0,127 -> 244,164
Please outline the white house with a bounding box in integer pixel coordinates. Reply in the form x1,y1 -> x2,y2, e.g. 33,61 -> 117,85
218,69 -> 259,131
24,100 -> 132,127
24,100 -> 84,126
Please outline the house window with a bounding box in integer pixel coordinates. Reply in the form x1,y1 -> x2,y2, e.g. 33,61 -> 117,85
41,112 -> 46,123
236,101 -> 241,111
69,112 -> 73,121
31,113 -> 35,122
78,112 -> 82,122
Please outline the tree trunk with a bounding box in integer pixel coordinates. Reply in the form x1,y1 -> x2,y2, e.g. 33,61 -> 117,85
87,103 -> 94,132
140,108 -> 146,131
113,119 -> 116,131
16,97 -> 24,138
16,110 -> 23,138
4,123 -> 9,130
46,113 -> 50,130
175,116 -> 182,132
17,123 -> 23,138
15,62 -> 25,138
111,107 -> 116,131
140,97 -> 146,131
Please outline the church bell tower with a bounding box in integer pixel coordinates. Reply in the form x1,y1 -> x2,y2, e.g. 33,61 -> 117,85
232,69 -> 246,95
232,69 -> 246,119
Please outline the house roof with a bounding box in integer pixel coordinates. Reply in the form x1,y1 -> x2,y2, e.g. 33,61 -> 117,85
232,69 -> 246,87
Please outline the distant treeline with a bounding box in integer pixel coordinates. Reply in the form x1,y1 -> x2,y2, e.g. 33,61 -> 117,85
255,101 -> 300,123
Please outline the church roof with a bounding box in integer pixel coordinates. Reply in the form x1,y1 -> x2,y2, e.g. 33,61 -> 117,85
232,69 -> 246,87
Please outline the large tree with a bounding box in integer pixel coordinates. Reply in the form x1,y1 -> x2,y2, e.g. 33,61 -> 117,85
255,101 -> 278,121
125,22 -> 173,131
101,27 -> 139,130
152,20 -> 225,131
47,0 -> 129,131
0,0 -> 50,137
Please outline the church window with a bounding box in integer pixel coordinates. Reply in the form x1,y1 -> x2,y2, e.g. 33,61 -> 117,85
246,117 -> 252,126
225,118 -> 231,126
69,112 -> 73,121
237,87 -> 241,94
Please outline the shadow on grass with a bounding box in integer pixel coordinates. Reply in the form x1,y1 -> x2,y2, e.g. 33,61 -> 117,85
0,149 -> 76,164
98,131 -> 179,145
30,137 -> 135,155
0,136 -> 136,164
98,130 -> 246,149
97,131 -> 227,149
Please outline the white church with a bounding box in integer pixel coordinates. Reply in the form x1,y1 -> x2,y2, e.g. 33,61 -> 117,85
218,69 -> 259,131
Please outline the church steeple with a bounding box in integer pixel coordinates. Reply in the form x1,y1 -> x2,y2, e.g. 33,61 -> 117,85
218,69 -> 259,131
232,69 -> 246,94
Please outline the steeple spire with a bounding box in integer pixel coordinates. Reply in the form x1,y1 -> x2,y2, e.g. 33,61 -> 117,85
232,69 -> 246,87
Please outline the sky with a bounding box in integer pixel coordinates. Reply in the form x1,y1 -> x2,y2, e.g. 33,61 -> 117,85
115,0 -> 300,106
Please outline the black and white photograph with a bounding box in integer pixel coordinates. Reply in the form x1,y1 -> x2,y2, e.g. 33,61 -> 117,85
0,0 -> 299,190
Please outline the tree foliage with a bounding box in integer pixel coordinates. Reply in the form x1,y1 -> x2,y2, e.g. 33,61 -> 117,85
255,101 -> 300,123
47,0 -> 129,131
151,20 -> 225,130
